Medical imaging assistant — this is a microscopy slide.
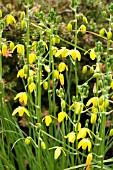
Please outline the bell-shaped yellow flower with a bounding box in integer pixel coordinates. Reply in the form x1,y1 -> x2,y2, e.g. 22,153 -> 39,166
90,114 -> 97,124
14,92 -> 28,105
58,111 -> 68,123
42,115 -> 52,126
28,82 -> 36,93
65,131 -> 76,143
2,44 -> 7,56
59,73 -> 64,86
53,70 -> 59,79
6,14 -> 16,25
70,49 -> 81,61
17,69 -> 27,79
55,47 -> 67,58
90,49 -> 97,60
12,106 -> 30,117
77,128 -> 92,139
78,138 -> 91,152
29,53 -> 36,64
86,153 -> 92,170
54,147 -> 61,159
58,62 -> 68,72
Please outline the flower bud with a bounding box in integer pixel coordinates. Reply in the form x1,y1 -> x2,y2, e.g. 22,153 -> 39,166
35,9 -> 39,17
20,11 -> 25,20
0,9 -> 2,18
25,137 -> 30,145
80,24 -> 86,34
2,44 -> 7,56
59,74 -> 64,86
61,99 -> 66,109
82,66 -> 87,74
83,16 -> 88,24
91,114 -> 97,124
44,65 -> 50,73
41,142 -> 46,149
67,23 -> 72,32
43,81 -> 48,90
23,65 -> 28,74
107,31 -> 112,40
99,28 -> 105,36
20,20 -> 26,29
54,147 -> 61,159
109,129 -> 113,136
93,73 -> 100,78
53,70 -> 59,79
10,42 -> 14,51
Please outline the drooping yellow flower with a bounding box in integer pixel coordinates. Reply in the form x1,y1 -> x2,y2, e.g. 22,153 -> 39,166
2,44 -> 7,56
25,136 -> 31,145
109,129 -> 113,136
42,115 -> 52,126
12,106 -> 30,117
58,62 -> 68,72
65,131 -> 76,143
14,92 -> 28,105
70,102 -> 84,114
78,138 -> 91,152
28,82 -> 36,93
90,49 -> 97,60
58,111 -> 68,123
6,14 -> 16,25
86,97 -> 98,107
54,147 -> 61,159
90,114 -> 97,124
77,128 -> 92,139
53,70 -> 59,79
59,73 -> 64,86
86,153 -> 92,170
67,49 -> 81,61
55,47 -> 67,58
17,45 -> 25,55
29,53 -> 36,64
17,69 -> 27,79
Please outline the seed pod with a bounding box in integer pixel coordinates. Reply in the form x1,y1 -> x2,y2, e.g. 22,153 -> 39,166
67,23 -> 72,32
107,31 -> 112,40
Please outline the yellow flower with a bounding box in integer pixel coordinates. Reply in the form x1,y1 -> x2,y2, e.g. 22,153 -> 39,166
12,106 -> 30,117
10,42 -> 14,51
42,115 -> 52,126
17,69 -> 27,79
58,111 -> 68,123
25,137 -> 31,145
43,81 -> 48,90
2,44 -> 7,56
86,97 -> 98,107
29,53 -> 36,64
90,114 -> 97,124
58,62 -> 68,72
86,153 -> 92,170
78,138 -> 91,152
65,131 -> 76,143
111,81 -> 113,90
28,82 -> 36,93
55,47 -> 67,58
17,45 -> 25,55
0,9 -> 2,18
52,46 -> 58,55
6,14 -> 16,25
67,49 -> 81,61
80,24 -> 86,34
77,128 -> 92,139
90,49 -> 97,60
109,129 -> 113,136
59,73 -> 64,86
54,147 -> 61,159
53,70 -> 59,79
44,65 -> 50,73
31,41 -> 37,51
14,92 -> 28,105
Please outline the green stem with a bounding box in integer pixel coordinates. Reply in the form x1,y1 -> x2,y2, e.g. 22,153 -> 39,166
0,29 -> 3,113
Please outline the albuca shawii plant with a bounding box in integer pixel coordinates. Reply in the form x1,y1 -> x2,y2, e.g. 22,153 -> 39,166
1,0 -> 113,170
